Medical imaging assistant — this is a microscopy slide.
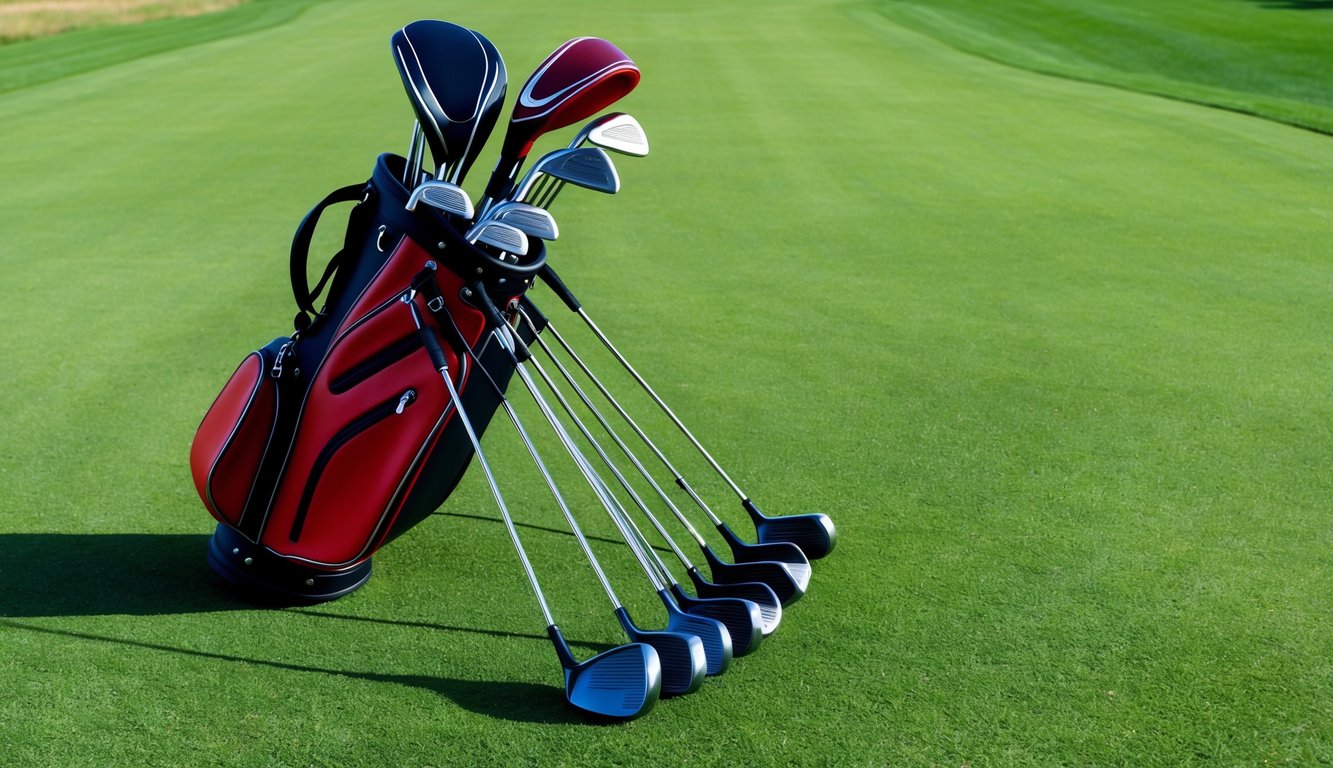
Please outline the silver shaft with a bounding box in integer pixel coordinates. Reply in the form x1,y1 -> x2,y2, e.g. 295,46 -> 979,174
517,308 -> 704,579
404,121 -> 423,185
404,297 -> 554,626
495,395 -> 623,608
542,320 -> 728,529
519,346 -> 672,593
575,308 -> 749,502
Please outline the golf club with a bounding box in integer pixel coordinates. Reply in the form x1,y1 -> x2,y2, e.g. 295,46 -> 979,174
519,301 -> 807,604
466,220 -> 529,265
515,337 -> 735,674
537,265 -> 836,560
478,37 -> 639,215
391,20 -> 507,184
484,320 -> 707,696
401,291 -> 660,720
509,146 -> 619,205
475,201 -> 559,241
515,305 -> 766,654
405,180 -> 475,219
530,112 -> 648,209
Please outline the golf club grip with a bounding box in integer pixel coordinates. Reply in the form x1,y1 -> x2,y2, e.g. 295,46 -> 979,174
538,264 -> 581,312
414,312 -> 450,372
470,282 -> 531,362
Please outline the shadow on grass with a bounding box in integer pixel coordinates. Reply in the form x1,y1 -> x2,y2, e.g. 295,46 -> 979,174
0,533 -> 247,618
1244,0 -> 1333,8
0,619 -> 583,724
0,532 -> 610,647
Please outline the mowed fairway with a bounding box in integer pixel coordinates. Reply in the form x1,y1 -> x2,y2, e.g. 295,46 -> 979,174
1,0 -> 1329,765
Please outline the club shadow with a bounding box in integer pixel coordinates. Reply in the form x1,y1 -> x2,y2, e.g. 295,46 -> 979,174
436,510 -> 675,555
0,619 -> 586,725
289,608 -> 615,655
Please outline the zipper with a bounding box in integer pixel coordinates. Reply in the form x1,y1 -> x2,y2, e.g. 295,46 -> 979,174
287,389 -> 417,542
327,334 -> 421,394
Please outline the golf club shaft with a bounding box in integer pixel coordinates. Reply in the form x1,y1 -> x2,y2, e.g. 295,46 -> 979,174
542,319 -> 727,529
517,308 -> 707,581
404,121 -> 423,185
403,295 -> 554,627
517,346 -> 673,592
575,308 -> 750,502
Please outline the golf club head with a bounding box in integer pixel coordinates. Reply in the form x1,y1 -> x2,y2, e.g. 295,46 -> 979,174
716,523 -> 812,593
483,201 -> 559,240
405,180 -> 475,219
391,20 -> 507,183
701,546 -> 804,607
686,569 -> 782,637
668,584 -> 763,657
659,591 -> 732,676
745,500 -> 837,560
513,146 -> 619,202
467,220 -> 529,257
614,607 -> 705,697
481,37 -> 639,203
548,626 -> 660,720
575,112 -> 649,156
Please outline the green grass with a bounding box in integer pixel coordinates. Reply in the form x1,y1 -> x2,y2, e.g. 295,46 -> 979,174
0,0 -> 321,94
872,0 -> 1333,133
1,0 -> 1330,765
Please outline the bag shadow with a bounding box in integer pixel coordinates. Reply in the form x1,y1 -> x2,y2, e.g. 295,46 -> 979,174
0,532 -> 249,618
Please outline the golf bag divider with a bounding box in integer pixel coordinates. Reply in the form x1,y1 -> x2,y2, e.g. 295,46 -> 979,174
192,152 -> 542,603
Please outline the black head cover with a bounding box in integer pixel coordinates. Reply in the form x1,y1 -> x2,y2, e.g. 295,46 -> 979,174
391,20 -> 507,183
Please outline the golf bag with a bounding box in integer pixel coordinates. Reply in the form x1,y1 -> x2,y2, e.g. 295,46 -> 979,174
190,153 -> 540,602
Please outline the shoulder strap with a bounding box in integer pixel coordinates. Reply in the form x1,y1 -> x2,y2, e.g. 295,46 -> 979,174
290,182 -> 370,331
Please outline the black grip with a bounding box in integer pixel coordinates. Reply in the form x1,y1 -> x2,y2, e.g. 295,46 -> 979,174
470,282 -> 531,362
538,264 -> 581,312
411,302 -> 450,372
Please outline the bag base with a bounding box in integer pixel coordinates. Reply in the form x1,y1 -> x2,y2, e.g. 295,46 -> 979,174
206,524 -> 373,603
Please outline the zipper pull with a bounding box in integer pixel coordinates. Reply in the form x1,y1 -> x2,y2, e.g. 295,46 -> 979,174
395,389 -> 417,414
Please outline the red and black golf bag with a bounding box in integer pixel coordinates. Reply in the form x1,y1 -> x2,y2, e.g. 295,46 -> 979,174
190,153 -> 538,602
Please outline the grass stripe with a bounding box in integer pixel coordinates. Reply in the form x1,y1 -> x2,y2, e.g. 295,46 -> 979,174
0,0 -> 324,95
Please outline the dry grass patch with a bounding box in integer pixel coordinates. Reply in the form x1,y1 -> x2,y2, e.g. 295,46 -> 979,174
0,0 -> 249,43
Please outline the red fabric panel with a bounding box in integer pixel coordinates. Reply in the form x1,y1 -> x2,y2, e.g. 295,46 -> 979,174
190,353 -> 275,525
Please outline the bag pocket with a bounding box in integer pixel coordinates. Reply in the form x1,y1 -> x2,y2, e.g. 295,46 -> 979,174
260,300 -> 456,567
190,342 -> 283,526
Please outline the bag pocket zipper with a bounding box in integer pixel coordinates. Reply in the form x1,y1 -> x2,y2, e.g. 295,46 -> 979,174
287,388 -> 417,542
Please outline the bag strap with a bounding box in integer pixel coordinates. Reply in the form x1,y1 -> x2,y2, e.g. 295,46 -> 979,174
290,182 -> 370,331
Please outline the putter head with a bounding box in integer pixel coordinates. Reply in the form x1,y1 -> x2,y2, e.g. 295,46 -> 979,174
484,201 -> 559,240
701,546 -> 804,607
615,607 -> 705,697
405,180 -> 475,219
746,500 -> 837,560
466,220 -> 529,257
514,146 -> 620,201
549,626 -> 660,720
668,585 -> 763,658
686,570 -> 782,636
717,523 -> 812,593
660,592 -> 732,676
583,112 -> 649,156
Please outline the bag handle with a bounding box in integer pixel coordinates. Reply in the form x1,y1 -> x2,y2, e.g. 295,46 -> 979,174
290,182 -> 371,331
